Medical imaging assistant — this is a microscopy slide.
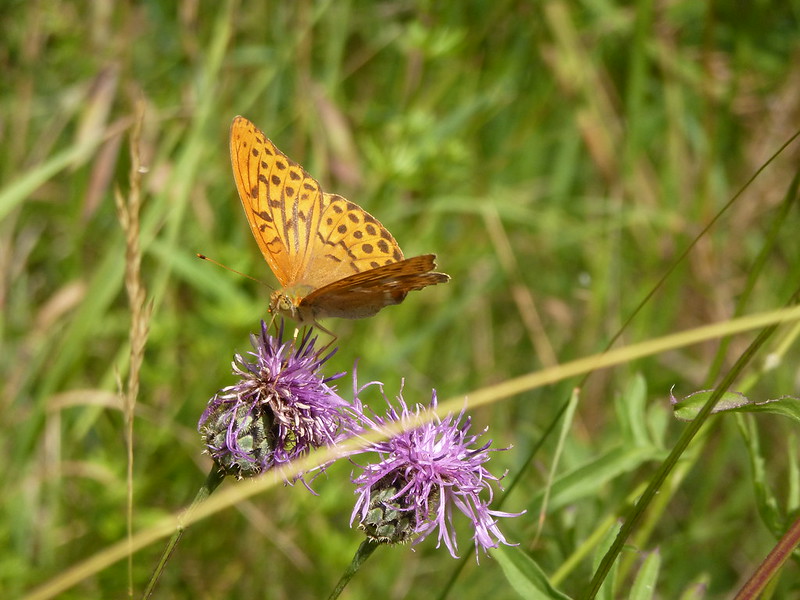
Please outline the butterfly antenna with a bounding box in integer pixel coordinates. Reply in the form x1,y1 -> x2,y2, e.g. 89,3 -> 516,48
196,253 -> 274,290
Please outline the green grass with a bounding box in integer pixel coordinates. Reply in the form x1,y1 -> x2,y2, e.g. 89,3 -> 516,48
4,1 -> 800,598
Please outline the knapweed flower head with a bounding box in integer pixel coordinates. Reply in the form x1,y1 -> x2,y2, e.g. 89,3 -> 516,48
199,320 -> 355,481
350,383 -> 523,559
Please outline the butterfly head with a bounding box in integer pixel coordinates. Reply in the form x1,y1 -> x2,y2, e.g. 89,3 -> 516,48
269,290 -> 297,320
269,289 -> 316,325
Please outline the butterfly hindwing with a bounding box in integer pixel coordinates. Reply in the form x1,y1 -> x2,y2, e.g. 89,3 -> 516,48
301,254 -> 449,320
301,192 -> 406,290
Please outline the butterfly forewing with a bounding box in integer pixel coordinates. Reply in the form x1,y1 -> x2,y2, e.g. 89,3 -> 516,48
230,116 -> 327,287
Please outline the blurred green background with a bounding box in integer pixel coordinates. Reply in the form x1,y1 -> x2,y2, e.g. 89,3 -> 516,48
4,1 -> 800,598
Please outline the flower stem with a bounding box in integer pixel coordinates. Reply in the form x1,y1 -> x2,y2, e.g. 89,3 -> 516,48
327,539 -> 380,599
734,513 -> 800,599
141,466 -> 225,599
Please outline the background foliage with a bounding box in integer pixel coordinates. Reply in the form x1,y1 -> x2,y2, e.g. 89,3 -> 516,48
3,1 -> 800,598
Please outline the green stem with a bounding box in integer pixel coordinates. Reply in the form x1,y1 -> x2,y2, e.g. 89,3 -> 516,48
141,466 -> 225,599
582,283 -> 800,599
327,539 -> 380,600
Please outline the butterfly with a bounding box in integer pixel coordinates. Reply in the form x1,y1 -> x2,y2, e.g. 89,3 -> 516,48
229,116 -> 450,326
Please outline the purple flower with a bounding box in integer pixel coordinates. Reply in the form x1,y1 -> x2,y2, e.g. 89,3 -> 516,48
199,321 -> 355,481
349,383 -> 523,559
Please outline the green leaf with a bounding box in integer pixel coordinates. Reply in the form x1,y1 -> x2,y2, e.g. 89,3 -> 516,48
628,549 -> 661,600
738,415 -> 786,536
593,521 -> 622,600
540,446 -> 667,512
677,574 -> 711,600
493,546 -> 573,600
672,390 -> 800,423
0,138 -> 103,223
617,373 -> 651,447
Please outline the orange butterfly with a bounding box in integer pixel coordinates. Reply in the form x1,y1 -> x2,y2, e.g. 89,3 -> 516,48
229,116 -> 449,326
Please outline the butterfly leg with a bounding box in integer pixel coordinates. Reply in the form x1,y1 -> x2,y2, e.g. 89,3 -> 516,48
286,323 -> 337,356
266,311 -> 281,337
312,320 -> 339,354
